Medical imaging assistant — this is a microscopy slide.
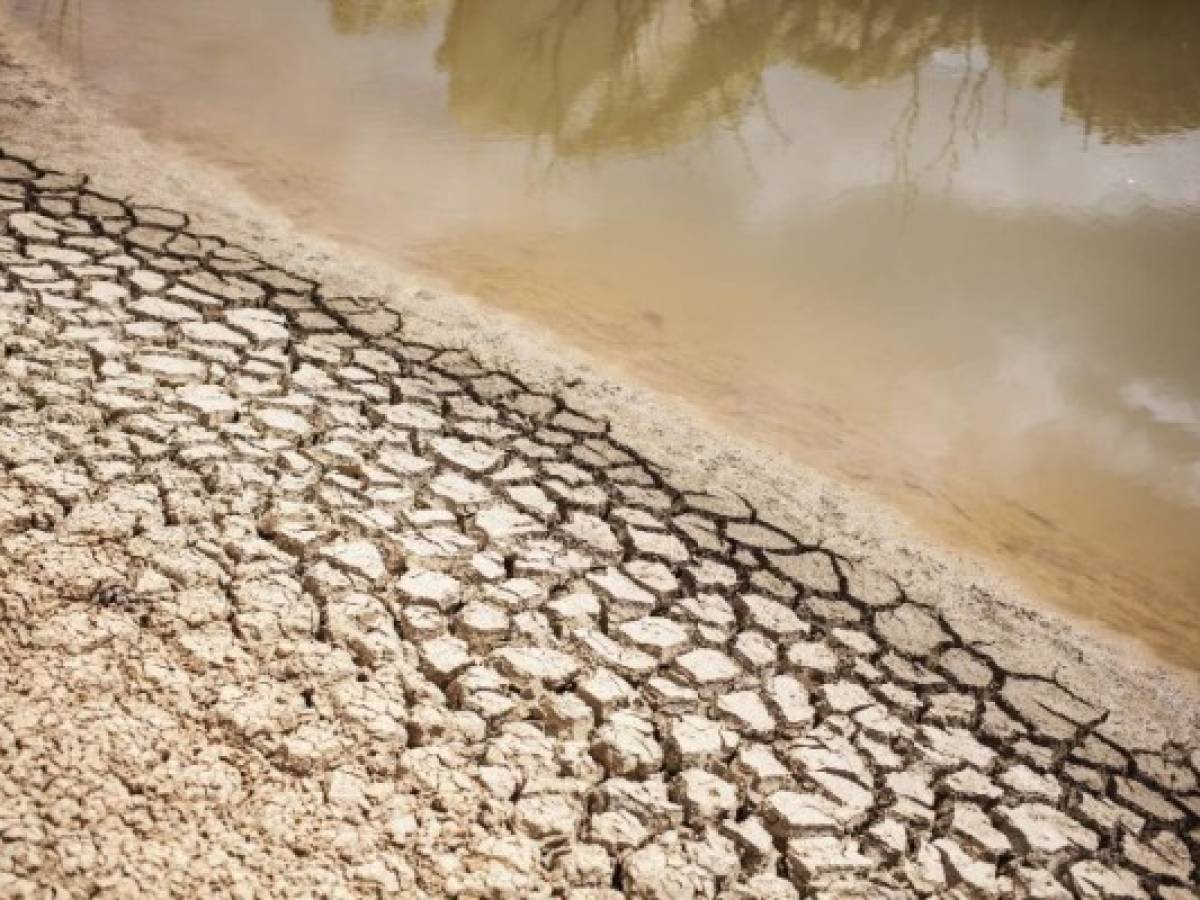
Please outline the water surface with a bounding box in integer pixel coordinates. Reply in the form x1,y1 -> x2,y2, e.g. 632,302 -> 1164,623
9,0 -> 1200,667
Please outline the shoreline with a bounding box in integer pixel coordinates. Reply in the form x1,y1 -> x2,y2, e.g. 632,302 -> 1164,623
1,12 -> 1196,738
2,21 -> 1200,900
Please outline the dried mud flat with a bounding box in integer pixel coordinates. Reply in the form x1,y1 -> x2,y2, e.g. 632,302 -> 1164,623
1,31 -> 1200,900
1,150 -> 1198,899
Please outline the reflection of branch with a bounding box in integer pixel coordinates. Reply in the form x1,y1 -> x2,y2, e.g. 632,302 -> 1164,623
753,75 -> 790,151
888,61 -> 923,214
921,39 -> 993,195
928,54 -> 968,183
728,107 -> 762,186
886,16 -> 1003,211
966,53 -> 989,151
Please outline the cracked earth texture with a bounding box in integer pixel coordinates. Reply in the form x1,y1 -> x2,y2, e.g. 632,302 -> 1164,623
0,147 -> 1197,899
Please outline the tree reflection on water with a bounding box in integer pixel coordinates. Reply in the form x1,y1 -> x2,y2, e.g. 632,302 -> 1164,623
327,0 -> 441,33
328,0 -> 1200,165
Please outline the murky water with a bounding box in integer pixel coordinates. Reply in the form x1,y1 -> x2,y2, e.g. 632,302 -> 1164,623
7,0 -> 1200,668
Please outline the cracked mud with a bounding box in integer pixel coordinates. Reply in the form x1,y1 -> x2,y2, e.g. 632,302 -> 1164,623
0,148 -> 1197,898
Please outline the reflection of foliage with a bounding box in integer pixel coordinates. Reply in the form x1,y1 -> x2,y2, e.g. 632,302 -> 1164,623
328,0 -> 442,34
434,0 -> 790,159
774,0 -> 967,86
1053,1 -> 1200,144
778,0 -> 1200,145
335,0 -> 1200,155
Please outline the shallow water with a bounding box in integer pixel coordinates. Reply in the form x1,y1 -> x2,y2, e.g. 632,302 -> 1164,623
8,0 -> 1200,668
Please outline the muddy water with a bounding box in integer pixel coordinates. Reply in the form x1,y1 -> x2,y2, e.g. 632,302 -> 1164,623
7,0 -> 1200,668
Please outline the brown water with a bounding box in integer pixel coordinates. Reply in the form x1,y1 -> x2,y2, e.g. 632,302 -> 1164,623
7,0 -> 1200,668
